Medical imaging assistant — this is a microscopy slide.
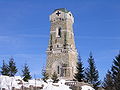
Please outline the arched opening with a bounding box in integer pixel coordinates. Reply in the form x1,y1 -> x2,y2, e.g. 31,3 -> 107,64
58,27 -> 61,37
56,27 -> 61,37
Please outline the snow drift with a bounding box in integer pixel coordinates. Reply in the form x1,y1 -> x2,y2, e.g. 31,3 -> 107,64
0,75 -> 94,90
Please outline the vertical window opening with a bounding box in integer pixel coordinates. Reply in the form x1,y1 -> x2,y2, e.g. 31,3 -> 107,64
58,27 -> 61,37
56,27 -> 61,37
57,66 -> 60,74
64,69 -> 66,77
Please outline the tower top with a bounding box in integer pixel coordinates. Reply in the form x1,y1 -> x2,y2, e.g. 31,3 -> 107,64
53,8 -> 69,13
50,8 -> 74,23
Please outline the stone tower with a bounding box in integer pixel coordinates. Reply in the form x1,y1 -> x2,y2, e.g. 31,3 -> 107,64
46,8 -> 78,80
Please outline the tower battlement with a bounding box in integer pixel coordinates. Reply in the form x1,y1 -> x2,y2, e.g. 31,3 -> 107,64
50,8 -> 74,23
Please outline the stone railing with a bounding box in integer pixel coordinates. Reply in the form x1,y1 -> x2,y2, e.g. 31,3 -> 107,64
65,81 -> 93,90
65,81 -> 77,87
65,81 -> 93,87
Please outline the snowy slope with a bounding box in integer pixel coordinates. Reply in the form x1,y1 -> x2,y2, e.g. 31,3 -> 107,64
42,79 -> 72,90
81,85 -> 95,90
0,75 -> 21,89
0,75 -> 95,90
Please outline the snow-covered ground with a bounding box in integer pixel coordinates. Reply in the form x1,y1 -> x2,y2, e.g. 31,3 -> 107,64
81,85 -> 95,90
0,75 -> 95,90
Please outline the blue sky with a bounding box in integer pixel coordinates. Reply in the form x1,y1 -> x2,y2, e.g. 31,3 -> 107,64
0,0 -> 120,80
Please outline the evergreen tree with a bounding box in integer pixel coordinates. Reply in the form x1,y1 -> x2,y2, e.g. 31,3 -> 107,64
85,52 -> 100,90
74,55 -> 85,82
8,58 -> 18,76
111,52 -> 120,90
42,69 -> 49,82
51,72 -> 59,83
103,70 -> 115,90
0,60 -> 9,76
22,64 -> 32,82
